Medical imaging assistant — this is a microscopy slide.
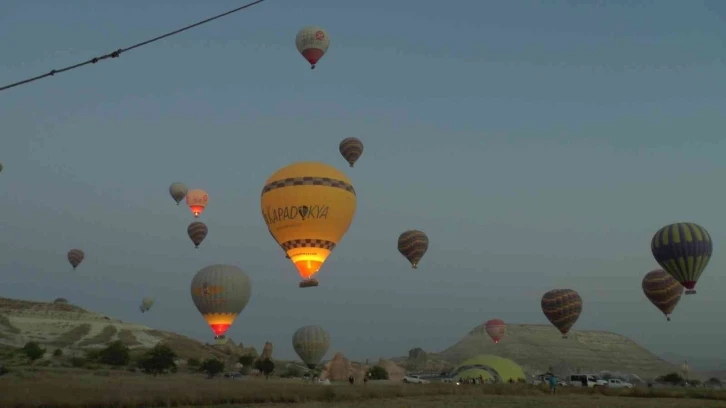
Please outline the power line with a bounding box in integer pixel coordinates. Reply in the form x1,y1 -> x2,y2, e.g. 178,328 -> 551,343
0,0 -> 268,93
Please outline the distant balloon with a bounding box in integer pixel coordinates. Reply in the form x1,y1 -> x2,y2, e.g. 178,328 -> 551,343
0,162 -> 3,173
541,289 -> 582,339
642,269 -> 683,321
140,297 -> 155,313
339,137 -> 364,168
397,230 -> 429,269
295,26 -> 330,69
169,182 -> 188,205
186,189 -> 209,218
67,249 -> 85,270
292,325 -> 330,369
187,222 -> 208,249
484,319 -> 506,344
190,264 -> 252,341
261,162 -> 357,288
651,222 -> 712,295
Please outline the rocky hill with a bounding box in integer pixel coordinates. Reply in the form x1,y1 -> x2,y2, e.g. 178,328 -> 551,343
0,297 -> 255,363
397,323 -> 680,380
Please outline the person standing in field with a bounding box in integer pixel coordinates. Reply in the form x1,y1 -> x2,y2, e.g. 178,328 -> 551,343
549,375 -> 558,394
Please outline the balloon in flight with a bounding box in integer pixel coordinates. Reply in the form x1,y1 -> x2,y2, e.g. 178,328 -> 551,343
484,319 -> 506,344
292,325 -> 330,369
261,162 -> 357,288
140,297 -> 155,313
541,289 -> 582,339
0,162 -> 3,173
339,137 -> 364,168
186,189 -> 209,218
295,26 -> 330,69
187,221 -> 208,249
398,230 -> 429,269
267,228 -> 290,259
169,182 -> 188,205
651,222 -> 712,295
642,269 -> 683,322
67,249 -> 85,270
190,264 -> 252,341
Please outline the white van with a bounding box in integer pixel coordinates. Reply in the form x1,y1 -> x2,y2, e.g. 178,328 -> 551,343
569,374 -> 608,388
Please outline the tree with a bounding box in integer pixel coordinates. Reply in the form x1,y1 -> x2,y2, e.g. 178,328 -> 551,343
52,348 -> 63,357
368,365 -> 389,380
705,378 -> 722,387
200,358 -> 224,378
22,342 -> 46,361
280,365 -> 304,378
656,372 -> 684,385
257,358 -> 275,379
238,354 -> 255,367
138,343 -> 177,376
187,358 -> 201,367
99,341 -> 130,366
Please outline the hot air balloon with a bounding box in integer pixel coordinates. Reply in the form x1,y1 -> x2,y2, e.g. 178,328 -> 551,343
292,325 -> 330,369
261,162 -> 357,288
295,26 -> 330,69
541,289 -> 582,339
339,137 -> 364,168
398,230 -> 429,269
0,162 -> 3,173
651,222 -> 712,295
190,264 -> 251,343
186,189 -> 209,218
187,222 -> 208,249
267,228 -> 290,259
484,319 -> 506,344
140,297 -> 155,313
169,182 -> 188,205
67,249 -> 85,270
642,269 -> 684,321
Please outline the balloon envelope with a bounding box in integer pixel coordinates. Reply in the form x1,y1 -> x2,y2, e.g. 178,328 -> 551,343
190,264 -> 251,338
292,325 -> 330,369
295,26 -> 330,69
140,297 -> 155,313
187,222 -> 208,248
169,182 -> 188,205
398,230 -> 429,268
186,189 -> 209,218
642,269 -> 683,321
541,289 -> 582,338
67,249 -> 85,269
261,162 -> 357,285
484,319 -> 506,344
651,222 -> 712,295
339,137 -> 364,168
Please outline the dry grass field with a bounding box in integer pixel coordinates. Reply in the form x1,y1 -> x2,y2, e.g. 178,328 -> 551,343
1,368 -> 725,408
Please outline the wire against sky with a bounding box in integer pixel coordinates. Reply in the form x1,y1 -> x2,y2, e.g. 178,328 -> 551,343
0,0 -> 268,94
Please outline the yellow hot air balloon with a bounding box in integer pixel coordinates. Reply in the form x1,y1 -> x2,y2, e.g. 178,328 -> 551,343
261,162 -> 357,287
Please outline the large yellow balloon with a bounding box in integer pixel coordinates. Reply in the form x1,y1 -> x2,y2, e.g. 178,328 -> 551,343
261,162 -> 357,284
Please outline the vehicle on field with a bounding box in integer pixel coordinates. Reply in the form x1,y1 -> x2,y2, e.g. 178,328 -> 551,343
606,378 -> 633,388
569,374 -> 608,388
403,374 -> 430,384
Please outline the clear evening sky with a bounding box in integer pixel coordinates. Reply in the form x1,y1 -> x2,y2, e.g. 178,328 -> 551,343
0,0 -> 724,361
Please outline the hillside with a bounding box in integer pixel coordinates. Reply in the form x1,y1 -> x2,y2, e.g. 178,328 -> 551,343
398,323 -> 680,380
0,297 -> 250,363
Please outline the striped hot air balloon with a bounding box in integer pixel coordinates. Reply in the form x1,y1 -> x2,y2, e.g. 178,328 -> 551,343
67,249 -> 85,270
190,264 -> 252,343
397,230 -> 429,269
187,222 -> 208,249
295,26 -> 330,69
541,289 -> 582,339
651,222 -> 712,295
338,137 -> 364,168
292,325 -> 330,369
484,319 -> 506,344
642,269 -> 683,321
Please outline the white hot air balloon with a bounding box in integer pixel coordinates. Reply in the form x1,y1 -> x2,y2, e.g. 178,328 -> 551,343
295,26 -> 330,70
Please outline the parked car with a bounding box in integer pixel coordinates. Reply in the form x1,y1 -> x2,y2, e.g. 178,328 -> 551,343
403,375 -> 430,384
223,372 -> 242,379
569,374 -> 608,388
606,378 -> 633,389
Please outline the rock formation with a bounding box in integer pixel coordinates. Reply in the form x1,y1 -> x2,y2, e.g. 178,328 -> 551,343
407,347 -> 428,369
261,341 -> 273,360
323,352 -> 353,381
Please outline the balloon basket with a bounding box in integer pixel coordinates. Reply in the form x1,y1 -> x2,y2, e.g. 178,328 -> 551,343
685,289 -> 696,295
299,279 -> 319,288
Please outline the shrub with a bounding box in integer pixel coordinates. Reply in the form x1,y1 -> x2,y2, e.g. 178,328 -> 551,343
52,348 -> 63,357
257,358 -> 275,379
368,365 -> 389,380
280,365 -> 304,378
98,341 -> 130,366
70,357 -> 87,368
238,354 -> 255,367
200,358 -> 224,378
187,358 -> 201,367
138,343 -> 177,376
22,342 -> 46,361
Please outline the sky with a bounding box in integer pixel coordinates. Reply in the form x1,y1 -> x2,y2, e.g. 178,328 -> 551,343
0,0 -> 725,362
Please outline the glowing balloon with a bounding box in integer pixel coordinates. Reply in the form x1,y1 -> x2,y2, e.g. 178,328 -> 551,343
140,297 -> 155,313
339,137 -> 364,168
296,26 -> 330,69
190,264 -> 251,342
187,221 -> 208,249
398,230 -> 429,269
186,189 -> 209,218
67,249 -> 85,270
292,325 -> 330,369
484,319 -> 506,344
651,222 -> 712,295
642,269 -> 683,321
169,182 -> 188,205
541,289 -> 582,339
261,162 -> 357,288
